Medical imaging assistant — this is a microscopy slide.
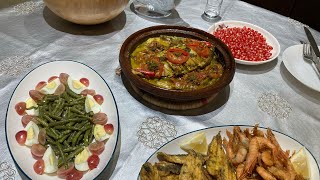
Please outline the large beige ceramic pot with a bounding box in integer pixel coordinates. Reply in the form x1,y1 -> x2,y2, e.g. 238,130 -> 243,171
43,0 -> 129,25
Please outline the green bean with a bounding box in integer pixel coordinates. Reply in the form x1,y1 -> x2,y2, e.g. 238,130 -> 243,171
52,98 -> 63,115
70,107 -> 85,115
75,114 -> 92,120
62,146 -> 78,153
36,117 -> 48,127
43,114 -> 55,123
66,122 -> 75,127
76,134 -> 84,145
61,92 -> 73,102
58,134 -> 69,143
66,132 -> 76,144
48,119 -> 84,127
58,146 -> 84,167
54,126 -> 81,131
63,141 -> 70,148
83,129 -> 91,146
60,130 -> 72,136
88,124 -> 94,144
51,128 -> 61,137
46,135 -> 56,144
72,125 -> 91,146
48,113 -> 63,121
46,128 -> 59,140
65,85 -> 81,98
51,145 -> 59,155
56,143 -> 66,167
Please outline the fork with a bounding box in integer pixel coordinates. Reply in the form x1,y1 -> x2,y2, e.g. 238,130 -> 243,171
302,43 -> 320,74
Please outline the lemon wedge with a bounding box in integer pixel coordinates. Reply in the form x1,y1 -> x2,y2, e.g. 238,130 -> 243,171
290,147 -> 310,179
179,132 -> 207,155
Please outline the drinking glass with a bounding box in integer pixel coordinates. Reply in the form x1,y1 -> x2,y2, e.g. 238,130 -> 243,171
132,0 -> 175,18
203,0 -> 223,19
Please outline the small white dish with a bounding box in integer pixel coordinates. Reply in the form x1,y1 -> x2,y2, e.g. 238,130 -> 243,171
283,44 -> 320,92
5,60 -> 119,179
208,20 -> 281,65
139,125 -> 320,180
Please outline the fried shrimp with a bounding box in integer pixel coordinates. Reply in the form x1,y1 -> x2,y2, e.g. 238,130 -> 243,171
240,137 -> 276,179
256,166 -> 276,180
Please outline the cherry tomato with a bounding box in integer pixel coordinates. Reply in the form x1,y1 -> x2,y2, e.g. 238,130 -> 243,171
15,102 -> 26,115
29,90 -> 45,102
31,144 -> 47,159
87,154 -> 100,170
66,169 -> 83,180
33,159 -> 45,175
80,89 -> 96,96
88,141 -> 105,155
21,115 -> 35,127
166,48 -> 189,64
59,73 -> 69,85
104,124 -> 114,135
133,68 -> 156,78
15,130 -> 27,145
48,76 -> 58,82
35,81 -> 46,91
57,163 -> 74,178
80,78 -> 90,87
187,42 -> 210,58
93,94 -> 104,105
92,113 -> 108,125
38,128 -> 46,145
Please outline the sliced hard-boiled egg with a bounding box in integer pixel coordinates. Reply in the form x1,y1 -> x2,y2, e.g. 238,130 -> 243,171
24,121 -> 39,146
40,78 -> 61,94
93,124 -> 110,142
85,95 -> 101,114
25,98 -> 39,116
75,147 -> 92,171
43,146 -> 58,173
67,77 -> 87,94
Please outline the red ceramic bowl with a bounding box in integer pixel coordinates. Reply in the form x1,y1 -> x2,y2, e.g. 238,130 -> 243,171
119,25 -> 235,102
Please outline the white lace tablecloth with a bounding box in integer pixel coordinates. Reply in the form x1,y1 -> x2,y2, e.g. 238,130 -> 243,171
1,0 -> 319,179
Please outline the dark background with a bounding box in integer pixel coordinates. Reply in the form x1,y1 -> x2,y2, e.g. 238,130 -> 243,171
242,0 -> 319,31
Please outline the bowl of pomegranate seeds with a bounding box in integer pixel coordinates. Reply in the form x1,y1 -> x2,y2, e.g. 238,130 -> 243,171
208,20 -> 280,65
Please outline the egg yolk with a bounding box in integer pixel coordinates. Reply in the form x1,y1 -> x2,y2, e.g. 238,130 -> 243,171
94,125 -> 106,139
46,81 -> 57,89
27,127 -> 34,140
49,154 -> 55,165
75,148 -> 89,164
26,98 -> 37,108
87,98 -> 95,109
72,80 -> 85,90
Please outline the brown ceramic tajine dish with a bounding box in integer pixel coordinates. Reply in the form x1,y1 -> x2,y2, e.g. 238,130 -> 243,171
119,25 -> 235,102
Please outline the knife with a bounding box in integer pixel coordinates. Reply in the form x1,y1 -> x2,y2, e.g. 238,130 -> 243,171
304,26 -> 320,58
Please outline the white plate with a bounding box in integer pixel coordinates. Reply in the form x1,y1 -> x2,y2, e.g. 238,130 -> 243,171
208,20 -> 281,65
139,125 -> 319,179
5,60 -> 119,179
283,44 -> 320,92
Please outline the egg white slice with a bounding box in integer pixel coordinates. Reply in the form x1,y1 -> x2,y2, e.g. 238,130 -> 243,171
24,121 -> 39,146
85,95 -> 101,114
43,146 -> 58,173
94,124 -> 110,142
25,98 -> 39,116
75,147 -> 92,171
40,78 -> 61,94
67,77 -> 87,94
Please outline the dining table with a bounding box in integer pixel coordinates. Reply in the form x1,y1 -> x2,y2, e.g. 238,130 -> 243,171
0,0 -> 319,179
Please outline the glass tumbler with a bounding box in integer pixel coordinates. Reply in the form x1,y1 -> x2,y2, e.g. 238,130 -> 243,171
133,0 -> 175,18
203,0 -> 223,19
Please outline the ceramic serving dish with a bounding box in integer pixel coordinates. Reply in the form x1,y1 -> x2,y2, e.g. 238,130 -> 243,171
119,25 -> 236,102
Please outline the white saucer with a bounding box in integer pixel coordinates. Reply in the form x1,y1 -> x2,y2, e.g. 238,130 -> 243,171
282,44 -> 320,92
